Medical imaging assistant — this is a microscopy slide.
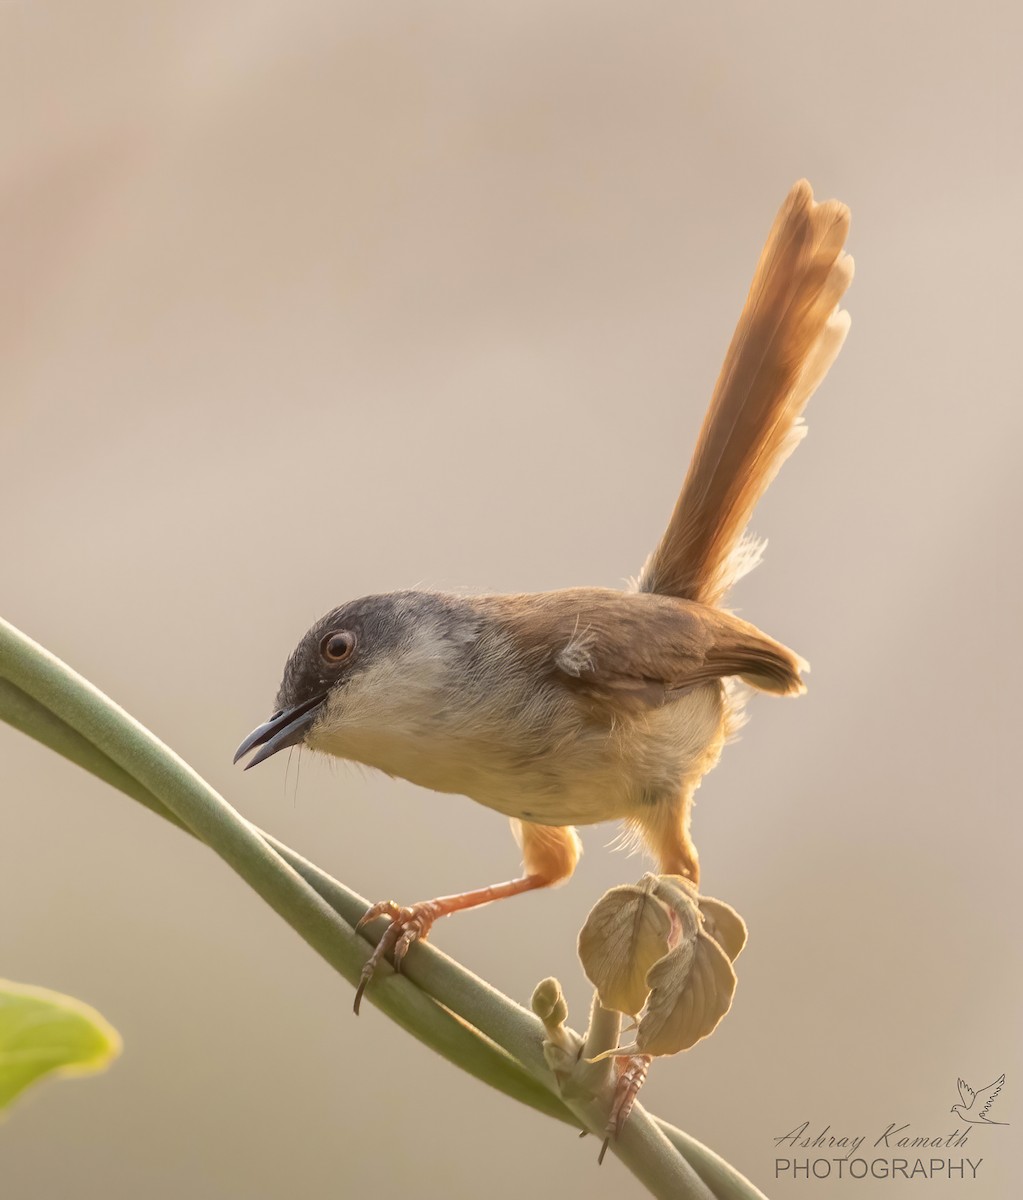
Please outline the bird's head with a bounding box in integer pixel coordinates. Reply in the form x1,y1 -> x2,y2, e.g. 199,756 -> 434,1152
233,591 -> 478,770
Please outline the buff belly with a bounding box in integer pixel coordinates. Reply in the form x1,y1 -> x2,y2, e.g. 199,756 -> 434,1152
310,682 -> 727,828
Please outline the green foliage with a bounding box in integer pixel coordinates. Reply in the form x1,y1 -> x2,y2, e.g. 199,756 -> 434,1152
0,980 -> 120,1112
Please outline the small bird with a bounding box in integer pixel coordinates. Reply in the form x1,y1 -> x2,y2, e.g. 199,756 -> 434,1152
235,180 -> 853,1006
951,1075 -> 1009,1124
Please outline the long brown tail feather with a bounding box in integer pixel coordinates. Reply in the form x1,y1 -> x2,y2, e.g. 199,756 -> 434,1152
639,180 -> 853,606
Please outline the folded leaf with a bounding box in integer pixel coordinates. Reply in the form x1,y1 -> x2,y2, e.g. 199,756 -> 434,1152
577,876 -> 673,1016
635,929 -> 737,1057
697,896 -> 748,962
577,872 -> 746,1061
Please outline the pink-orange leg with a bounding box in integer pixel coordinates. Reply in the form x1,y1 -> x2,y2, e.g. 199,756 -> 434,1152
353,875 -> 546,1013
352,820 -> 582,1014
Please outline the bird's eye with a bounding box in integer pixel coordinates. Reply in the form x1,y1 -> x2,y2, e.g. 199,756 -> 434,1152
320,631 -> 356,664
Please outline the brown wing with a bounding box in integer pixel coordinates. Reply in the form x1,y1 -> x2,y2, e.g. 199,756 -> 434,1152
477,588 -> 805,713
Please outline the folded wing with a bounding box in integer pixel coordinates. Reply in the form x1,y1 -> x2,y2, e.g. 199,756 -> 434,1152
484,588 -> 805,715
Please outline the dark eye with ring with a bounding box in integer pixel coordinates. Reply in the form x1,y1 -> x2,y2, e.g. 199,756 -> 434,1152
320,631 -> 356,664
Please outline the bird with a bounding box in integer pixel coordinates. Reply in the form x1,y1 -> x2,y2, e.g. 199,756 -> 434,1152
235,180 -> 853,1010
951,1075 -> 1009,1124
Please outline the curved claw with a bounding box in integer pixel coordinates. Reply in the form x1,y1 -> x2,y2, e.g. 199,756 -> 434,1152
356,900 -> 401,933
393,926 -> 420,969
352,900 -> 441,1015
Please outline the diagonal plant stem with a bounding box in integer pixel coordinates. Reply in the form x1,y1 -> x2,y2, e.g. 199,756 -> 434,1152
0,658 -> 567,1125
2,681 -> 764,1199
0,618 -> 768,1200
0,677 -> 557,1091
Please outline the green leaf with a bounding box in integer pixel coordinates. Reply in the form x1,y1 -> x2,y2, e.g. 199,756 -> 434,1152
0,980 -> 121,1112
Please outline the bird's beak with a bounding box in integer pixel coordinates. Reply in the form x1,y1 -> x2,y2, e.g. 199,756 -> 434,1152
233,694 -> 326,769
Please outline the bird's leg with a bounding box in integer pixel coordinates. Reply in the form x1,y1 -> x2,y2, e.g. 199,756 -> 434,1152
599,1055 -> 654,1163
353,821 -> 581,1014
354,875 -> 545,1012
635,786 -> 701,883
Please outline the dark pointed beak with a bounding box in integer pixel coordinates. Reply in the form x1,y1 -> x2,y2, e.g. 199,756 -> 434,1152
233,694 -> 326,769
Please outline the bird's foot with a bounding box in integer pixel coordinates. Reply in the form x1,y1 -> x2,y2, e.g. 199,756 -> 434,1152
353,899 -> 443,1014
599,1055 -> 653,1164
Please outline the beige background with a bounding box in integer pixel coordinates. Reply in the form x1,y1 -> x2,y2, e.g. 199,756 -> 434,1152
2,3 -> 1020,1197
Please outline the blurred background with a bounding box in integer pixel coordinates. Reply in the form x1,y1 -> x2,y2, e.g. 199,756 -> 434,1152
2,2 -> 1021,1197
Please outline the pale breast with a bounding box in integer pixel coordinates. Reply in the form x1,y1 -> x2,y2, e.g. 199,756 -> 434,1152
325,682 -> 728,829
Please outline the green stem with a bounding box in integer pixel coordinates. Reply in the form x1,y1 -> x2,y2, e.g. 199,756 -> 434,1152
0,676 -> 556,1093
0,654 -> 566,1127
656,1122 -> 769,1200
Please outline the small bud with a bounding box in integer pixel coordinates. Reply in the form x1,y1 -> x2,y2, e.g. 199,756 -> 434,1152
531,977 -> 569,1030
532,976 -> 582,1081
